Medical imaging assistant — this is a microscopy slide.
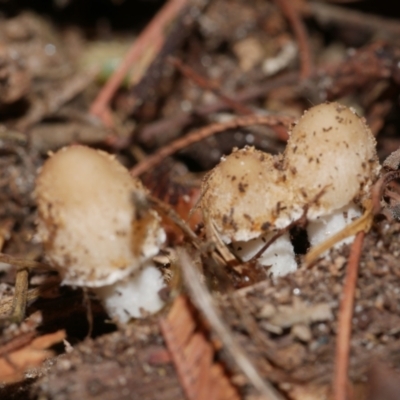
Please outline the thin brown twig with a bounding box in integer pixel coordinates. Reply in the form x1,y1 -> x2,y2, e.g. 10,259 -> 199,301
308,2 -> 400,41
274,0 -> 313,79
0,253 -> 52,272
138,71 -> 298,146
89,0 -> 188,126
333,231 -> 365,400
17,71 -> 97,132
169,57 -> 253,115
131,114 -> 293,177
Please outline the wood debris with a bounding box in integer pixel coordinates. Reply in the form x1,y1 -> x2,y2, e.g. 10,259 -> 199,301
160,295 -> 240,400
0,313 -> 64,384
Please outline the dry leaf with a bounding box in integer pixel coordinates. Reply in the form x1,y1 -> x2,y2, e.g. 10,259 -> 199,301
160,295 -> 240,400
0,329 -> 65,384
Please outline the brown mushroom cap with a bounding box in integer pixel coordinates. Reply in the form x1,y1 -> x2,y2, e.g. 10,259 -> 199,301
200,146 -> 293,242
284,102 -> 380,219
35,145 -> 165,287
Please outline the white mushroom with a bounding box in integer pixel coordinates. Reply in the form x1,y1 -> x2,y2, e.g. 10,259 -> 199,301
201,146 -> 297,277
284,102 -> 380,248
35,145 -> 166,322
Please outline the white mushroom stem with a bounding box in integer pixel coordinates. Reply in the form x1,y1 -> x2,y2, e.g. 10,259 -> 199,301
92,261 -> 165,323
307,202 -> 362,249
232,232 -> 297,277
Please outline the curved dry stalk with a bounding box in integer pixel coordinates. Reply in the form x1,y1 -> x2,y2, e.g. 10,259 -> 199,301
130,114 -> 294,177
89,0 -> 188,126
178,249 -> 284,400
333,231 -> 365,400
274,0 -> 313,79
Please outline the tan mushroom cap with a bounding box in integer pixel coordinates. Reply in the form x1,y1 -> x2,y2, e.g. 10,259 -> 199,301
35,145 -> 165,287
284,102 -> 380,219
201,146 -> 293,242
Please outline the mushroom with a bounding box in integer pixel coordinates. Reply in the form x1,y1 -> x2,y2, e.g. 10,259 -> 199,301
201,146 -> 297,277
284,102 -> 380,248
35,146 -> 166,322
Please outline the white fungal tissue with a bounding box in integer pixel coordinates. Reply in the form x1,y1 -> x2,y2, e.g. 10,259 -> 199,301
35,145 -> 166,322
200,102 -> 380,277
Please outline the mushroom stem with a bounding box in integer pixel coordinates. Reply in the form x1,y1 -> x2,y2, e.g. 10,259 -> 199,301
306,202 -> 362,248
92,261 -> 165,323
232,232 -> 297,277
305,200 -> 373,266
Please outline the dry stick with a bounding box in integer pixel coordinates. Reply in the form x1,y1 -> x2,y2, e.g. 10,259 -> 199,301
0,253 -> 53,324
274,0 -> 313,79
0,253 -> 51,272
138,71 -> 298,145
333,231 -> 365,400
10,269 -> 29,324
131,114 -> 294,177
179,249 -> 285,400
308,2 -> 400,40
17,71 -> 97,132
90,0 -> 188,125
169,57 -> 253,116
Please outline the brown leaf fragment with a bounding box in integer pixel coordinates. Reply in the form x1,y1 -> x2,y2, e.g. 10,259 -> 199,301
160,295 -> 240,400
0,329 -> 65,384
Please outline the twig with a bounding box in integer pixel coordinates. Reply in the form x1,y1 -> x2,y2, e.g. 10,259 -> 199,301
89,0 -> 188,126
169,57 -> 253,115
308,2 -> 400,41
0,253 -> 52,272
0,282 -> 59,317
10,269 -> 29,324
131,114 -> 294,177
138,71 -> 298,147
0,253 -> 53,324
178,249 -> 285,400
274,0 -> 313,79
17,71 -> 96,132
333,231 -> 365,400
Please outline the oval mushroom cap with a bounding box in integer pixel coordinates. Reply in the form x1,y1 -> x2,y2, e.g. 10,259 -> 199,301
35,145 -> 165,287
201,146 -> 293,242
284,102 -> 380,218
